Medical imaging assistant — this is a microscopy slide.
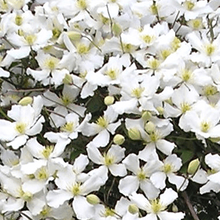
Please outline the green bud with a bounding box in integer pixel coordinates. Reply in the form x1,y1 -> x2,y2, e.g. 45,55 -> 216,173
18,97 -> 33,106
187,158 -> 200,175
141,111 -> 152,122
63,74 -> 73,85
128,204 -> 139,214
112,23 -> 122,36
113,134 -> 125,145
209,137 -> 220,143
172,204 -> 178,212
156,106 -> 164,115
144,121 -> 155,134
67,31 -> 82,41
128,128 -> 141,140
86,194 -> 100,205
104,96 -> 115,105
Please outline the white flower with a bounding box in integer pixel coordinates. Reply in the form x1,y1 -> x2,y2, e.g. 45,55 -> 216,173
87,144 -> 127,177
118,153 -> 160,199
129,188 -> 185,220
150,154 -> 188,191
81,106 -> 121,147
0,96 -> 45,149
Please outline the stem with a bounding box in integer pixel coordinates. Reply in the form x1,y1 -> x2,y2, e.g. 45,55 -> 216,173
182,191 -> 200,220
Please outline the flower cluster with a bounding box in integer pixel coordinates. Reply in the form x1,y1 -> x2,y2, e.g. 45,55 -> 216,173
0,0 -> 220,219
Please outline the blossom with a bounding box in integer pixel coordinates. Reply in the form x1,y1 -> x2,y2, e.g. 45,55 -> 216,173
81,106 -> 121,147
118,153 -> 160,199
87,144 -> 127,177
129,188 -> 185,220
0,96 -> 45,149
150,154 -> 189,191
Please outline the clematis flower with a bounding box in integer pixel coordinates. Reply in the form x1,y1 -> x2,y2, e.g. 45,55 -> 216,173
46,164 -> 104,219
129,188 -> 185,220
81,106 -> 121,147
0,96 -> 45,149
150,154 -> 189,191
87,144 -> 127,177
118,153 -> 160,199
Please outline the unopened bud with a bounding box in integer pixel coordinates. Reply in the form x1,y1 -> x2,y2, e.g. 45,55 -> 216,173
67,31 -> 82,41
128,204 -> 139,214
145,121 -> 155,134
113,134 -> 125,145
18,97 -> 33,106
128,128 -> 141,140
209,137 -> 220,143
187,158 -> 200,175
112,23 -> 122,36
86,194 -> 100,205
142,111 -> 152,122
63,74 -> 73,85
104,96 -> 114,105
172,204 -> 178,212
156,106 -> 164,115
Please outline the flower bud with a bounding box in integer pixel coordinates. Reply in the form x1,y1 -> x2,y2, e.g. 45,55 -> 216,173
128,204 -> 139,214
86,194 -> 100,205
209,137 -> 220,143
112,23 -> 122,36
172,204 -> 178,212
63,74 -> 73,85
187,158 -> 200,175
104,96 -> 114,105
67,31 -> 82,41
156,106 -> 164,115
128,128 -> 141,140
145,121 -> 155,134
141,111 -> 152,122
113,134 -> 125,145
18,97 -> 33,106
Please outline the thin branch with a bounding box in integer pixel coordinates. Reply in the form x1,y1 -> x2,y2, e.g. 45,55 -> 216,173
182,191 -> 200,220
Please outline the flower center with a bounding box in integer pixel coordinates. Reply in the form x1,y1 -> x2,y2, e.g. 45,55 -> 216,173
105,68 -> 118,80
104,153 -> 115,166
200,121 -> 210,132
184,1 -> 195,10
35,167 -> 48,180
96,116 -> 108,128
137,168 -> 146,180
205,44 -> 215,56
61,122 -> 74,133
204,85 -> 218,96
181,69 -> 192,82
131,87 -> 144,99
42,145 -> 54,159
77,43 -> 89,54
44,57 -> 59,70
180,102 -> 191,113
163,163 -> 172,174
71,183 -> 81,196
16,122 -> 26,134
77,0 -> 87,10
150,199 -> 165,214
15,15 -> 22,26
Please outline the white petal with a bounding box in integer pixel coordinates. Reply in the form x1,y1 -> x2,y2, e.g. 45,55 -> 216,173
0,68 -> 9,77
73,196 -> 95,219
109,163 -> 127,177
119,176 -> 139,196
150,172 -> 166,189
156,139 -> 175,155
158,211 -> 185,220
160,188 -> 178,206
47,190 -> 73,208
87,145 -> 103,164
123,154 -> 140,174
